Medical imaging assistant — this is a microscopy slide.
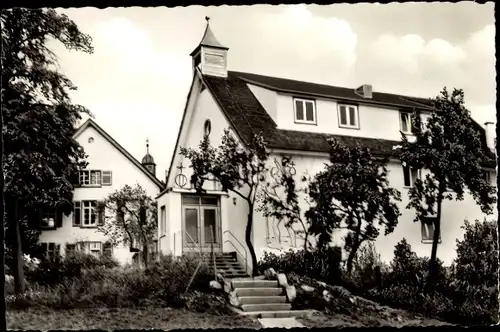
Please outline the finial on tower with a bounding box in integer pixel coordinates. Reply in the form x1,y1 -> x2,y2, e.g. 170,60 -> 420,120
205,16 -> 210,23
146,138 -> 150,154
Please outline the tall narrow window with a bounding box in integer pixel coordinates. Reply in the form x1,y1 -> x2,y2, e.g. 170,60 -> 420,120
73,201 -> 81,226
403,165 -> 420,187
421,217 -> 441,244
294,98 -> 316,124
400,112 -> 413,134
338,104 -> 359,129
160,205 -> 166,235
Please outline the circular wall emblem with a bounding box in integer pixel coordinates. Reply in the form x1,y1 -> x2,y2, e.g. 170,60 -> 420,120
88,137 -> 94,143
204,119 -> 212,136
175,174 -> 188,188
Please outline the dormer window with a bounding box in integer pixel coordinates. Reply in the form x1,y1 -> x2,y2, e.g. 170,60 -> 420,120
400,111 -> 413,134
338,104 -> 359,129
294,98 -> 316,124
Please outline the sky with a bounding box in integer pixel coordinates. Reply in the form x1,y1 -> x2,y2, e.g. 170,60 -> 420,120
52,3 -> 496,180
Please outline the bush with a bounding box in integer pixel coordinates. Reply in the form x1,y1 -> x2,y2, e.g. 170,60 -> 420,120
257,246 -> 342,285
25,253 -> 120,287
8,253 -> 215,310
343,241 -> 390,293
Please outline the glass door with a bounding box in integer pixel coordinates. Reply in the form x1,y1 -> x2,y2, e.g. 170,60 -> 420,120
183,207 -> 200,246
202,207 -> 219,246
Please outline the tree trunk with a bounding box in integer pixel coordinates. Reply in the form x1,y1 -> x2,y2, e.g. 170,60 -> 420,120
1,100 -> 7,331
346,240 -> 361,275
427,195 -> 443,290
11,198 -> 25,294
142,244 -> 149,269
246,201 -> 259,277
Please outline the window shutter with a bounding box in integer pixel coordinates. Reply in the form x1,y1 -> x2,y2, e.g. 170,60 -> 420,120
102,171 -> 112,185
55,208 -> 63,228
97,201 -> 105,226
73,201 -> 81,226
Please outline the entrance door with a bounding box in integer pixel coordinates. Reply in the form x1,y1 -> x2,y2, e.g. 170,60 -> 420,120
182,195 -> 221,253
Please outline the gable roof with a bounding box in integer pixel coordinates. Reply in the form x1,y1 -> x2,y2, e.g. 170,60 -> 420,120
200,70 -> 496,168
73,119 -> 164,189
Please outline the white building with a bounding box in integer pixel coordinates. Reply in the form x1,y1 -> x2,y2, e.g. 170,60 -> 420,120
157,20 -> 497,272
38,119 -> 164,265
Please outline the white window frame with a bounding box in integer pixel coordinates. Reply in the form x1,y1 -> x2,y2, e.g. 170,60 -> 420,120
337,104 -> 359,129
293,98 -> 317,125
421,217 -> 442,244
41,242 -> 61,261
76,241 -> 103,257
82,200 -> 98,227
399,111 -> 413,135
40,208 -> 57,229
160,205 -> 166,235
402,164 -> 421,187
79,170 -> 101,186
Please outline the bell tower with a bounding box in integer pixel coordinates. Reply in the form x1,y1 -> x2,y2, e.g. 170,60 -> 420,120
190,17 -> 229,78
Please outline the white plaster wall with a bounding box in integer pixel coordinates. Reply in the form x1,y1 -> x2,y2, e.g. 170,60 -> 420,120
39,125 -> 161,265
251,153 -> 497,266
269,91 -> 429,141
157,192 -> 169,255
247,83 -> 279,123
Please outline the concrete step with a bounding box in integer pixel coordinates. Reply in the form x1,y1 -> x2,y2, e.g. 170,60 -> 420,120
220,272 -> 248,278
231,275 -> 266,281
239,296 -> 287,305
235,287 -> 283,297
241,303 -> 292,312
238,310 -> 316,319
232,280 -> 279,289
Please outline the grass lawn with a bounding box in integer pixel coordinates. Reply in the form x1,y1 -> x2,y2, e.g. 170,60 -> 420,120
297,311 -> 454,328
7,307 -> 262,330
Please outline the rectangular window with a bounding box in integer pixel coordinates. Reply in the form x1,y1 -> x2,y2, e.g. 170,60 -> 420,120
102,171 -> 112,185
76,241 -> 103,257
103,241 -> 113,258
483,171 -> 491,185
338,104 -> 359,129
79,170 -> 104,186
421,217 -> 441,244
400,112 -> 413,134
294,98 -> 316,124
73,200 -> 100,227
41,242 -> 61,261
40,208 -> 57,229
160,206 -> 166,235
403,165 -> 420,187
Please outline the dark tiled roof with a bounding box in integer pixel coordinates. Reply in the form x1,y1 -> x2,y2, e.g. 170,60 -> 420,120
201,71 -> 495,167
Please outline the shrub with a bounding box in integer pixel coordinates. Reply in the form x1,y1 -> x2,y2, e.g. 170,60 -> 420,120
8,253 -> 215,310
25,253 -> 120,287
344,241 -> 390,293
257,246 -> 342,285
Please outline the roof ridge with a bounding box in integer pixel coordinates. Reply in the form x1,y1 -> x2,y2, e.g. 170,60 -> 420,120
230,70 -> 432,103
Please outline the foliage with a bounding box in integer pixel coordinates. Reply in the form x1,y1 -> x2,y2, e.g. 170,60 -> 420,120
97,184 -> 157,268
257,246 -> 342,285
180,129 -> 269,276
345,241 -> 389,293
306,138 -> 402,273
7,254 -> 213,310
396,87 -> 496,281
257,156 -> 312,251
24,253 -> 119,288
1,8 -> 93,293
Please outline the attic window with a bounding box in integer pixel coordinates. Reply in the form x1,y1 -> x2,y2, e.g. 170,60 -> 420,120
294,98 -> 316,125
338,104 -> 359,129
400,112 -> 413,134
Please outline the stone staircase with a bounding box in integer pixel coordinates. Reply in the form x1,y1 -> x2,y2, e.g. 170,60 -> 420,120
195,252 -> 249,278
228,275 -> 315,319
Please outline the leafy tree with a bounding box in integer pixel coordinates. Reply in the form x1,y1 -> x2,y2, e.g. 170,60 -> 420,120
97,184 -> 158,268
257,156 -> 312,251
1,8 -> 93,293
395,87 -> 496,285
180,129 -> 268,276
305,138 -> 402,275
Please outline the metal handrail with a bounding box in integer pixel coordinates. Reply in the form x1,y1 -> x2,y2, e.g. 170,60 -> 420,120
223,230 -> 249,275
184,230 -> 203,257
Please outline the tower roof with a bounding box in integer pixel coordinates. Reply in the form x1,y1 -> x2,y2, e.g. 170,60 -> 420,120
141,139 -> 156,165
190,17 -> 228,56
